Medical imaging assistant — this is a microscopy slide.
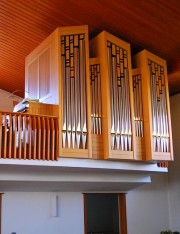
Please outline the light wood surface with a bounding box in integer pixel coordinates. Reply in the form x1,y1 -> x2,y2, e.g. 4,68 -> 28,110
133,50 -> 173,161
0,111 -> 58,161
118,194 -> 127,234
90,57 -> 104,159
25,25 -> 92,159
90,31 -> 135,160
132,68 -> 145,160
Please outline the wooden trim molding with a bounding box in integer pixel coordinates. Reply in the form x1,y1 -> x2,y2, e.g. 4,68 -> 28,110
83,194 -> 87,234
83,193 -> 127,234
0,193 -> 4,234
118,193 -> 127,234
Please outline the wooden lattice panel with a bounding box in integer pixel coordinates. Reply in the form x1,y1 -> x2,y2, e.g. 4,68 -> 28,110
132,68 -> 145,160
90,31 -> 135,160
26,26 -> 92,159
132,50 -> 173,161
90,58 -> 104,159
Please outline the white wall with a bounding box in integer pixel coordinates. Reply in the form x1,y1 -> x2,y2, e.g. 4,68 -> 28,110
168,93 -> 180,231
2,192 -> 84,234
2,178 -> 170,234
127,173 -> 170,234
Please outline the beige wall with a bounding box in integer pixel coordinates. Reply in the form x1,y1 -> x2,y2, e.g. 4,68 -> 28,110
0,89 -> 22,112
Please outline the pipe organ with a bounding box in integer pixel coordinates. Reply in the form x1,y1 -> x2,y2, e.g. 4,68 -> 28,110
90,31 -> 136,160
132,50 -> 173,161
25,25 -> 92,159
25,26 -> 173,162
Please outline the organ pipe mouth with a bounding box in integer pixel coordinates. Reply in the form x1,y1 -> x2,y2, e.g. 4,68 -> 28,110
152,133 -> 169,138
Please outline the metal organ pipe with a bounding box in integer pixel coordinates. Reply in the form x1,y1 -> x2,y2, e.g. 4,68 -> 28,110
132,74 -> 144,138
61,34 -> 87,149
149,60 -> 170,153
90,63 -> 102,135
107,41 -> 132,151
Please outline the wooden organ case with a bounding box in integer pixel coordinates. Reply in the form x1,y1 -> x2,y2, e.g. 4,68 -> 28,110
25,25 -> 92,159
25,25 -> 173,163
132,50 -> 173,161
90,31 -> 136,160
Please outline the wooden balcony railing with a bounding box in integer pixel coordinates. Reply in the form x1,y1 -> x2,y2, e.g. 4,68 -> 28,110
0,112 -> 58,160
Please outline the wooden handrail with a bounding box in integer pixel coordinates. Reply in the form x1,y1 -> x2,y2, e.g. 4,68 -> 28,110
0,111 -> 58,161
0,110 -> 58,118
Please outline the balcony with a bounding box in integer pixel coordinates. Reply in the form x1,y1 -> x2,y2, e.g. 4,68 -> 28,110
0,26 -> 173,171
0,104 -> 169,193
0,111 -> 58,161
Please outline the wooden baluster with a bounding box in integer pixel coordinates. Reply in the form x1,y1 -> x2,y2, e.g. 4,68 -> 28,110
37,117 -> 41,160
50,118 -> 55,160
3,114 -> 7,158
41,117 -> 46,160
12,115 -> 17,159
55,118 -> 59,160
28,116 -> 32,159
0,114 -> 2,158
22,116 -> 27,159
46,118 -> 50,160
32,116 -> 37,160
8,114 -> 13,158
18,115 -> 22,159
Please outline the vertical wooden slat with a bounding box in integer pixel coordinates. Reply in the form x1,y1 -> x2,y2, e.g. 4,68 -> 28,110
41,117 -> 46,160
28,116 -> 32,159
83,194 -> 87,234
46,118 -> 50,160
12,115 -> 17,159
0,193 -> 3,234
55,118 -> 59,160
8,115 -> 13,158
23,116 -> 27,159
50,118 -> 55,160
18,115 -> 22,159
37,117 -> 41,160
0,114 -> 2,159
3,114 -> 7,158
118,194 -> 127,234
0,112 -> 58,161
32,116 -> 37,160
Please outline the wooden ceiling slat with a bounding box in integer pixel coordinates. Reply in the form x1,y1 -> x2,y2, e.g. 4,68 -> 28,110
0,0 -> 179,96
0,64 -> 24,74
0,14 -> 48,42
0,41 -> 34,55
0,0 -> 54,31
0,34 -> 41,55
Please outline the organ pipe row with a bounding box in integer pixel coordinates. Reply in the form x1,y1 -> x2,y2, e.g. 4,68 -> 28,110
61,34 -> 87,149
132,50 -> 173,161
107,41 -> 132,151
148,60 -> 169,153
132,73 -> 144,137
90,31 -> 135,160
90,63 -> 102,135
25,25 -> 173,162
